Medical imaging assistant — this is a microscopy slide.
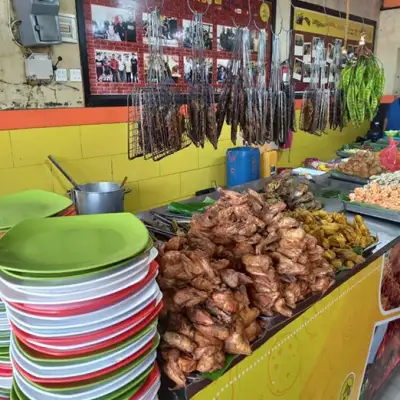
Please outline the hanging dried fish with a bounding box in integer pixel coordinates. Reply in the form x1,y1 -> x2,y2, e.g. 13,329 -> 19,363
187,12 -> 218,149
128,9 -> 190,161
329,40 -> 347,131
300,39 -> 330,135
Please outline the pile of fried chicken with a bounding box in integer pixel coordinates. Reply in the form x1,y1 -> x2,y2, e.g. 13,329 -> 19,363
158,188 -> 335,387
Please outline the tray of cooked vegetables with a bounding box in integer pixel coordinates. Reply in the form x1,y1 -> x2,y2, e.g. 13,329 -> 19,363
336,143 -> 386,158
342,171 -> 400,223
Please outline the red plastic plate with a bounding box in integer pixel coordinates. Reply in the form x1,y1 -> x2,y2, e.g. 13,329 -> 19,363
130,363 -> 160,400
9,262 -> 158,317
11,297 -> 158,346
14,301 -> 163,357
13,336 -> 156,384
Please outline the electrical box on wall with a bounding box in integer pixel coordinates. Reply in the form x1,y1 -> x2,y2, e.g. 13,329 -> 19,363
13,0 -> 62,47
25,53 -> 54,81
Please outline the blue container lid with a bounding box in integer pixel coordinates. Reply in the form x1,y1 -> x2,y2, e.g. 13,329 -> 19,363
227,146 -> 260,153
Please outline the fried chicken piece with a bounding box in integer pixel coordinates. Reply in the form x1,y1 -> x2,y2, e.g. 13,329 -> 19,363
194,331 -> 223,349
163,262 -> 191,281
163,349 -> 186,388
283,282 -> 302,308
187,234 -> 217,257
187,307 -> 214,326
255,233 -> 280,255
217,188 -> 248,204
234,285 -> 250,308
168,313 -> 195,338
283,228 -> 306,241
211,291 -> 238,313
252,271 -> 281,294
214,246 -> 234,259
185,251 -> 220,283
232,242 -> 255,257
194,323 -> 231,341
162,292 -> 183,315
173,287 -> 208,307
210,258 -> 231,271
239,307 -> 260,327
273,298 -> 293,317
191,276 -> 218,292
250,289 -> 278,315
242,254 -> 272,268
165,237 -> 187,252
157,276 -> 179,290
278,217 -> 300,229
245,320 -> 262,342
268,201 -> 287,215
310,277 -> 334,293
196,348 -> 226,373
224,321 -> 252,355
271,252 -> 308,276
178,356 -> 197,373
235,234 -> 262,244
277,246 -> 303,261
205,299 -> 234,324
220,269 -> 253,288
163,250 -> 183,264
163,332 -> 196,354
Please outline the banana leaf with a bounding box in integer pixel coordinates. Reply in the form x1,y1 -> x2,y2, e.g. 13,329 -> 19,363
167,197 -> 215,216
201,354 -> 236,381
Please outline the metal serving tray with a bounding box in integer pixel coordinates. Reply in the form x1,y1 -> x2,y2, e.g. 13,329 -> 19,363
342,200 -> 400,224
330,170 -> 369,185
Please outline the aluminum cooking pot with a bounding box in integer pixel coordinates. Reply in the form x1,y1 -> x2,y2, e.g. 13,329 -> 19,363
69,182 -> 132,215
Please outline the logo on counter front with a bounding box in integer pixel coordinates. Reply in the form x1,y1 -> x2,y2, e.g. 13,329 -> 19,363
339,373 -> 355,400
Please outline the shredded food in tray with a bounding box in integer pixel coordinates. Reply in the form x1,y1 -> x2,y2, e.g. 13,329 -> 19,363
350,181 -> 400,211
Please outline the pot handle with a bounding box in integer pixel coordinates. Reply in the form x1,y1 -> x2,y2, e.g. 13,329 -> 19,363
124,188 -> 132,195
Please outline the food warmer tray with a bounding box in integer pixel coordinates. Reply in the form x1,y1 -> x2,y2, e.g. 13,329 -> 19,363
342,201 -> 400,224
330,171 -> 369,185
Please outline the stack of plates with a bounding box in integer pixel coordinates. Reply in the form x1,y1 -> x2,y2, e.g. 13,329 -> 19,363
0,300 -> 11,399
0,190 -> 75,238
0,190 -> 75,398
0,213 -> 162,400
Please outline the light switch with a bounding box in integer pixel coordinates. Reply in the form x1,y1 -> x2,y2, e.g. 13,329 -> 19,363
55,68 -> 67,82
69,68 -> 82,82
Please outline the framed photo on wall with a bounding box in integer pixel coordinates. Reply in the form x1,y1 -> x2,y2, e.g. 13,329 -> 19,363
75,0 -> 275,107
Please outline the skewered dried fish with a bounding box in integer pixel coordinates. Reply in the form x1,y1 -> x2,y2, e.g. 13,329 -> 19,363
128,10 -> 190,161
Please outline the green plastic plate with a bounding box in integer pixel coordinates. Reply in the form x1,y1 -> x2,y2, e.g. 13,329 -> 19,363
0,213 -> 149,275
12,366 -> 152,400
30,336 -> 159,392
0,238 -> 153,281
0,190 -> 72,230
15,321 -> 158,364
97,365 -> 152,400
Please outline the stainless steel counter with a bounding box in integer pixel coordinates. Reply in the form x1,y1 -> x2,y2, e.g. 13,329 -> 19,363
138,175 -> 400,259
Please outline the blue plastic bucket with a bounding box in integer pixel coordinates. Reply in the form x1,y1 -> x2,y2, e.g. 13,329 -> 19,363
226,147 -> 260,188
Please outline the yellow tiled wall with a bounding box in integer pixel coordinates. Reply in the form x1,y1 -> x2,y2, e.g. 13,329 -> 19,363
0,114 -> 368,212
0,123 -> 232,212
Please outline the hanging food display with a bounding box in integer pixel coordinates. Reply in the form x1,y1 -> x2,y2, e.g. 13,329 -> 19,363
128,9 -> 190,161
340,34 -> 385,128
187,10 -> 218,149
216,27 -> 253,144
157,188 -> 336,387
216,26 -> 295,146
300,39 -> 330,135
329,40 -> 347,131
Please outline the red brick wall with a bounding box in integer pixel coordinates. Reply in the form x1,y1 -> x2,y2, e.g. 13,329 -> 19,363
83,0 -> 273,95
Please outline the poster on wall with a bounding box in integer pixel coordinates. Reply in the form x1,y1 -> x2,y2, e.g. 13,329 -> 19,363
77,0 -> 275,106
291,5 -> 376,95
